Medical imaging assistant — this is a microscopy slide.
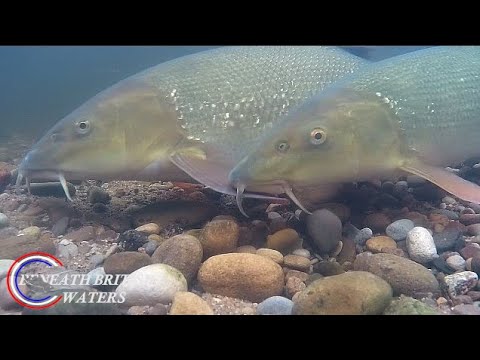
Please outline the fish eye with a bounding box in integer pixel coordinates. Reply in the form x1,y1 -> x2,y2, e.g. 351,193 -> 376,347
310,128 -> 327,145
275,141 -> 290,153
75,120 -> 91,135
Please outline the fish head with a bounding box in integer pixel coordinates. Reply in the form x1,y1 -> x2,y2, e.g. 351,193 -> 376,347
229,87 -> 403,211
19,77 -> 183,183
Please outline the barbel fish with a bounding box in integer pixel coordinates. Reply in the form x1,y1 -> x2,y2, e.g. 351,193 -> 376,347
229,46 -> 480,214
17,46 -> 369,206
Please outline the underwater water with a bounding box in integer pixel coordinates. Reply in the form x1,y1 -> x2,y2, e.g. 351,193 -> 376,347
0,46 -> 478,316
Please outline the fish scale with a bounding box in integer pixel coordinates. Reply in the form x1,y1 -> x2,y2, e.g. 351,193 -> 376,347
341,46 -> 480,165
137,46 -> 367,162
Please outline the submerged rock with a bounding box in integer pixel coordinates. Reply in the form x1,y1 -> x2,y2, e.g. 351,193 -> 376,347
292,271 -> 392,315
257,296 -> 294,315
383,296 -> 440,315
169,292 -> 213,315
353,253 -> 440,298
306,209 -> 342,254
198,253 -> 284,302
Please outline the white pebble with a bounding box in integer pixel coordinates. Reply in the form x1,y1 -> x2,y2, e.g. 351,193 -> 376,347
446,254 -> 466,271
292,249 -> 311,258
442,196 -> 456,205
406,227 -> 438,263
444,271 -> 478,297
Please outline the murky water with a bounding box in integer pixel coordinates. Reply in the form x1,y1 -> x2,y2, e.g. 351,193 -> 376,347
3,46 -> 475,316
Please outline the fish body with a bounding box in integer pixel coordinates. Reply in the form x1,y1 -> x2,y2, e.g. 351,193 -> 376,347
18,46 -> 369,200
229,46 -> 480,211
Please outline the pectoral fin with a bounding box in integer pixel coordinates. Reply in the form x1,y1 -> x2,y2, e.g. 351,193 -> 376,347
170,144 -> 289,204
400,161 -> 480,204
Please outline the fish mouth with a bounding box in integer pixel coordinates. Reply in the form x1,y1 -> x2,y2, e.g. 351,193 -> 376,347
234,180 -> 312,218
15,168 -> 77,201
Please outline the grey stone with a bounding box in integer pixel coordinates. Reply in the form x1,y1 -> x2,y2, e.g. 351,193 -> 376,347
386,219 -> 415,242
257,296 -> 293,315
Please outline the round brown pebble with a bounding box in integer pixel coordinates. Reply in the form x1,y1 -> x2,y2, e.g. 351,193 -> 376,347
169,292 -> 214,315
135,223 -> 160,235
256,248 -> 284,264
283,255 -> 311,272
285,270 -> 309,283
103,252 -> 152,275
285,276 -> 306,299
200,220 -> 239,258
364,213 -> 391,233
266,228 -> 302,254
366,236 -> 397,253
198,253 -> 284,302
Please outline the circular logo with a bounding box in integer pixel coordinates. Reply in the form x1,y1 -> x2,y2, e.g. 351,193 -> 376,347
7,252 -> 64,310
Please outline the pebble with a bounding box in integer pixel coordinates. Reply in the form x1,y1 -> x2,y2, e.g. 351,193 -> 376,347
406,227 -> 438,263
0,278 -> 25,310
200,219 -> 239,258
117,230 -> 149,251
269,217 -> 287,233
363,213 -> 391,233
151,234 -> 203,283
313,261 -> 345,276
116,264 -> 187,307
89,254 -> 105,269
135,223 -> 161,235
354,227 -> 373,245
64,226 -> 95,243
444,271 -> 478,297
20,226 -> 41,240
87,267 -> 107,288
0,213 -> 9,228
337,236 -> 357,264
198,253 -> 284,302
266,228 -> 302,254
285,270 -> 309,283
471,258 -> 480,276
386,219 -> 415,242
467,291 -> 480,301
127,306 -> 149,315
467,202 -> 480,214
0,259 -> 14,280
0,234 -> 56,259
256,296 -> 293,315
460,244 -> 480,260
446,254 -> 466,271
144,240 -> 159,256
292,249 -> 311,259
104,252 -> 152,274
149,304 -> 168,315
467,224 -> 480,236
433,222 -> 464,251
306,209 -> 342,254
56,240 -> 79,260
256,248 -> 284,264
285,276 -> 306,298
366,236 -> 397,253
433,209 -> 459,220
87,186 -> 111,204
354,252 -> 440,297
459,214 -> 480,225
148,234 -> 164,243
236,245 -> 257,254
52,216 -> 69,236
292,271 -> 392,315
383,295 -> 439,315
169,292 -> 214,315
442,196 -> 456,205
283,255 -> 311,272
452,304 -> 480,315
